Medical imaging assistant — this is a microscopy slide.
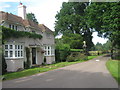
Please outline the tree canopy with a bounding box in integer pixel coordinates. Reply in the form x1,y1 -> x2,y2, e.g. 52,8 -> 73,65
55,2 -> 93,50
85,2 -> 120,48
27,13 -> 39,24
61,33 -> 83,49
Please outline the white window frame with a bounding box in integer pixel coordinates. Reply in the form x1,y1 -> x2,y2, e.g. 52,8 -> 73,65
9,24 -> 18,31
4,44 -> 24,59
44,45 -> 55,56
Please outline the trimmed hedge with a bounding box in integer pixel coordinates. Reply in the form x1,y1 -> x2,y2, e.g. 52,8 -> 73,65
70,49 -> 83,52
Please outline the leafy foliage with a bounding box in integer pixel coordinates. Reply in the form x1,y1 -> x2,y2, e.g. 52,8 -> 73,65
2,26 -> 42,43
55,43 -> 70,62
85,2 -> 120,47
61,33 -> 83,49
66,52 -> 87,62
27,13 -> 39,24
92,41 -> 112,52
55,2 -> 94,50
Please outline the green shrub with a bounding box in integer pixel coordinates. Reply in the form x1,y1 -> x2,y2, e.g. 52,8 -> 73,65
66,52 -> 87,62
66,55 -> 76,62
55,44 -> 70,62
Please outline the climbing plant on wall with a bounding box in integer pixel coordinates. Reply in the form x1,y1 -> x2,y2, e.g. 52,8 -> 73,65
2,26 -> 42,43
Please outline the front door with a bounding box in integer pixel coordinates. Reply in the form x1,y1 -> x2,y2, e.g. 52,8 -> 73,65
32,48 -> 36,64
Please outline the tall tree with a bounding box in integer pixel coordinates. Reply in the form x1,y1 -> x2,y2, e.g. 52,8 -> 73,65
55,2 -> 93,50
85,2 -> 120,48
27,13 -> 39,24
61,33 -> 83,49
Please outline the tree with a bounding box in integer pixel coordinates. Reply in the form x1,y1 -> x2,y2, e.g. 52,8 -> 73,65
55,2 -> 94,50
95,42 -> 103,51
85,2 -> 120,48
27,13 -> 38,24
61,33 -> 83,49
102,40 -> 112,51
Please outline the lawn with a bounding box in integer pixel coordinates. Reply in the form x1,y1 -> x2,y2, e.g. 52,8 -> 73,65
106,59 -> 120,84
3,55 -> 98,81
70,49 -> 83,52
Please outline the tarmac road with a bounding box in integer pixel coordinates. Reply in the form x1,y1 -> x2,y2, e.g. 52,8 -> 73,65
2,55 -> 118,88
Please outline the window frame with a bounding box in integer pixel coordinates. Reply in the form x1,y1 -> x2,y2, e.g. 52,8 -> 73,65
44,45 -> 55,56
4,44 -> 24,59
9,24 -> 18,31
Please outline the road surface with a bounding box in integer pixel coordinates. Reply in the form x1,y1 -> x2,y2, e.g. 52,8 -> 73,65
3,55 -> 118,88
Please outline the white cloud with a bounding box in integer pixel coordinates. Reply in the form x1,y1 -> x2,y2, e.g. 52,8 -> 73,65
92,32 -> 108,45
0,2 -> 11,11
26,0 -> 68,30
0,0 -> 27,2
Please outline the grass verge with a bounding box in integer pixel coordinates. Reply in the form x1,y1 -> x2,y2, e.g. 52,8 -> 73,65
3,55 -> 98,81
106,59 -> 120,84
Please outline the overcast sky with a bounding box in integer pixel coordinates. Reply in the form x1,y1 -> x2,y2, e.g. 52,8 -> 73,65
0,0 -> 108,45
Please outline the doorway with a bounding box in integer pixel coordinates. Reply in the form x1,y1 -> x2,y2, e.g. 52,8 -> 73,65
32,48 -> 37,64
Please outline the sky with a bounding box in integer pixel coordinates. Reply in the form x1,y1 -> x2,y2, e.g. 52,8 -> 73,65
0,0 -> 108,45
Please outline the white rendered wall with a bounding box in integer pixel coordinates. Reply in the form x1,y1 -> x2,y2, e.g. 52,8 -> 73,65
6,59 -> 24,72
18,5 -> 26,19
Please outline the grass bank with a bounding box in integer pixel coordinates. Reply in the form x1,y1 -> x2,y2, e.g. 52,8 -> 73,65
106,59 -> 120,84
3,55 -> 98,81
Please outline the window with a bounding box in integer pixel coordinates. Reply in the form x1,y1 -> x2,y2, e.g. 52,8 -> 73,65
4,44 -> 24,58
9,24 -> 18,30
5,51 -> 8,57
32,31 -> 35,33
10,45 -> 13,49
10,51 -> 13,57
9,24 -> 11,28
44,45 -> 54,56
18,45 -> 20,49
12,25 -> 14,29
15,45 -> 17,49
51,46 -> 55,55
15,26 -> 17,30
5,45 -> 8,49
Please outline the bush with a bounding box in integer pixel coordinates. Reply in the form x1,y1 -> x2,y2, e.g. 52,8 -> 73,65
66,55 -> 76,62
66,52 -> 87,62
55,44 -> 70,62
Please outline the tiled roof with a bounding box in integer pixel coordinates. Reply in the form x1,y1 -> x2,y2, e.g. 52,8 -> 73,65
0,11 -> 23,24
39,24 -> 53,33
23,20 -> 41,31
0,11 -> 53,33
